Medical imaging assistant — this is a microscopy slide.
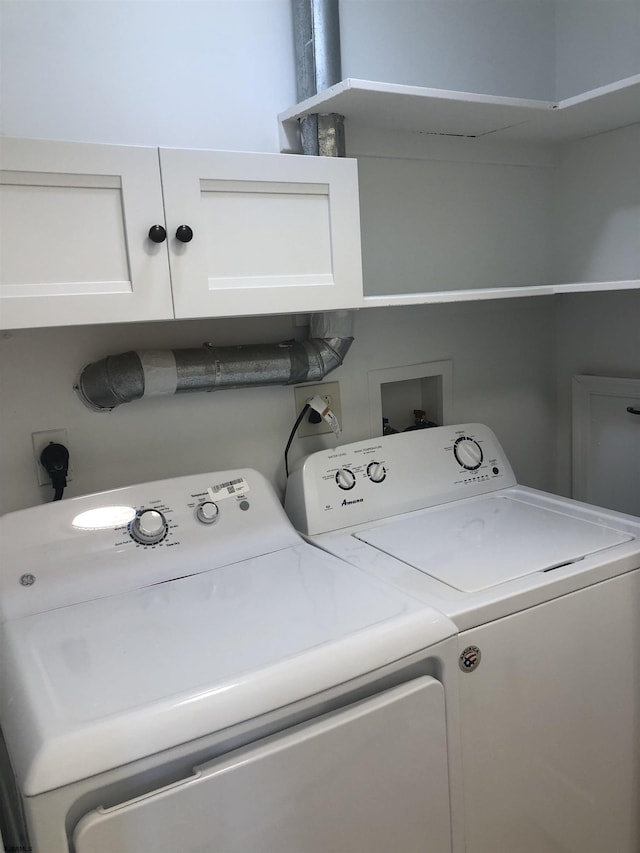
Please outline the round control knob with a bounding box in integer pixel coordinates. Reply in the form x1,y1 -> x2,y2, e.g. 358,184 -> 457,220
367,461 -> 386,483
454,437 -> 483,471
175,225 -> 194,243
335,468 -> 356,490
196,501 -> 219,525
148,224 -> 167,243
130,509 -> 167,545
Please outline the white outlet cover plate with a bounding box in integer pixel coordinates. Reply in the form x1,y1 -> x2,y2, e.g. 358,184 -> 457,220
294,382 -> 342,437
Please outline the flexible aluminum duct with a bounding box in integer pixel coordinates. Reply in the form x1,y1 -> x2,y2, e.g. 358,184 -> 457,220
76,311 -> 354,412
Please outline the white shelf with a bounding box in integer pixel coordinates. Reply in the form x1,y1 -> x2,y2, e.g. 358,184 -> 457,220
362,280 -> 640,309
279,75 -> 640,146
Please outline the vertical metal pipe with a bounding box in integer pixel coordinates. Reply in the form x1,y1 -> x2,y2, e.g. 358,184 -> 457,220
293,0 -> 342,100
292,0 -> 345,157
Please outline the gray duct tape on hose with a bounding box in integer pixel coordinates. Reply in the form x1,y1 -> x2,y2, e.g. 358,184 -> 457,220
139,351 -> 178,397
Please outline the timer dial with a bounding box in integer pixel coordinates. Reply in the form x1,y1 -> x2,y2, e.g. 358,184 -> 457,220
366,461 -> 386,483
335,468 -> 356,490
454,437 -> 483,471
130,509 -> 167,545
196,501 -> 219,525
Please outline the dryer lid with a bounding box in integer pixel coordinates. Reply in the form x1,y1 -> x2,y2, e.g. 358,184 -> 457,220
354,496 -> 633,593
0,542 -> 454,797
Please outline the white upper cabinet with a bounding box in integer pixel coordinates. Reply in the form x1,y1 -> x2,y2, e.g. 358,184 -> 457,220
0,138 -> 174,329
0,140 -> 363,329
159,148 -> 362,318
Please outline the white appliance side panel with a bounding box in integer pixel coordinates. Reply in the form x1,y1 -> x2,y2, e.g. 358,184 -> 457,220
458,569 -> 640,853
355,496 -> 632,592
73,676 -> 452,853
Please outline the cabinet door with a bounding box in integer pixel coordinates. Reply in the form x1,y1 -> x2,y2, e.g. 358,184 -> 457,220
159,148 -> 363,318
0,139 -> 174,329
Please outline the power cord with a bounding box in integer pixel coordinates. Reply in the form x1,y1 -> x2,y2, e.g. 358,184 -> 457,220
284,395 -> 342,477
284,404 -> 310,477
40,442 -> 70,501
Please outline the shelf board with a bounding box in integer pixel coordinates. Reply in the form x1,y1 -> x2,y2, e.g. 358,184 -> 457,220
361,280 -> 640,308
279,76 -> 640,145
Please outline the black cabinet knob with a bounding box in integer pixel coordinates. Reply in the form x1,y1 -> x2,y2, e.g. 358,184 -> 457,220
175,225 -> 194,243
148,225 -> 167,243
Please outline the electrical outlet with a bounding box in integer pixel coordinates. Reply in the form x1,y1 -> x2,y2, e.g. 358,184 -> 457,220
293,382 -> 342,437
32,429 -> 72,487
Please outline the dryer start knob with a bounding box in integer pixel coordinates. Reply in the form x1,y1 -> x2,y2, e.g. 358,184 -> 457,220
130,509 -> 168,545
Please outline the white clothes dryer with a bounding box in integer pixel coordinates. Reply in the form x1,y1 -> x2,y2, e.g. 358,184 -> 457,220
0,468 -> 463,853
285,424 -> 640,853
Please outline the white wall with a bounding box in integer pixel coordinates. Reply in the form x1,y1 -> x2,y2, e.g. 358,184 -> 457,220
0,300 -> 556,515
0,0 -> 621,517
0,0 -> 295,151
555,0 -> 640,99
355,140 -> 555,295
339,0 -> 640,101
339,0 -> 556,99
552,124 -> 640,285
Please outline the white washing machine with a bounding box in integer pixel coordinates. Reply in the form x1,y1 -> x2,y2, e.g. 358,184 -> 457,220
0,468 -> 464,853
285,424 -> 640,853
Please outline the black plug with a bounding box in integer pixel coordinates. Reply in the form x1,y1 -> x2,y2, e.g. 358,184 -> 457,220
40,442 -> 70,501
307,409 -> 322,425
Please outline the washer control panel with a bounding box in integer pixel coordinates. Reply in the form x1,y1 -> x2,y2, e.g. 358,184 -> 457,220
285,423 -> 517,535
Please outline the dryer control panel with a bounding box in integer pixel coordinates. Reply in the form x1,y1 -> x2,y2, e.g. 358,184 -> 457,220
285,423 -> 517,536
0,468 -> 300,621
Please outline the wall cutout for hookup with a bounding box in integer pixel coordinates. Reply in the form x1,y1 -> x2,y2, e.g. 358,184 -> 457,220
367,360 -> 453,437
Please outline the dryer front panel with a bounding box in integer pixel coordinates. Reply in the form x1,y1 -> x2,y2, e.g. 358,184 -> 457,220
73,676 -> 452,853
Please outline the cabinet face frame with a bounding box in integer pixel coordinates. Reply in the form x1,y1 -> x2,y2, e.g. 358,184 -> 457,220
0,139 -> 174,329
159,148 -> 363,318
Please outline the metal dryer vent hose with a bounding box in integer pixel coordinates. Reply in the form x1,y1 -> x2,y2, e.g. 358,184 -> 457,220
76,312 -> 354,412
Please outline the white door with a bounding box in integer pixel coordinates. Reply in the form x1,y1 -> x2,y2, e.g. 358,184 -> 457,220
159,147 -> 363,318
0,138 -> 174,329
572,375 -> 640,515
73,676 -> 452,853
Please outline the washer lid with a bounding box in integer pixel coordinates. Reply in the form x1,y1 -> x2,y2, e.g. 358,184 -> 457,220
354,496 -> 633,593
1,542 -> 455,796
